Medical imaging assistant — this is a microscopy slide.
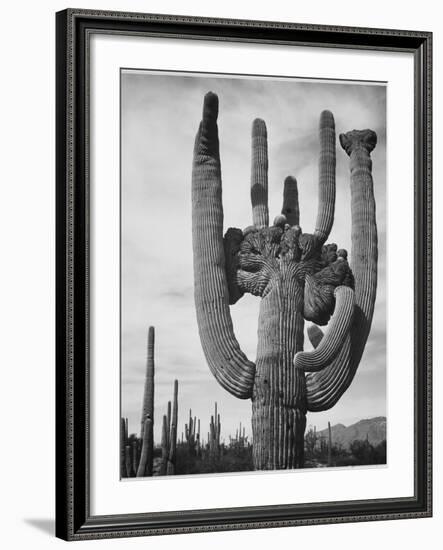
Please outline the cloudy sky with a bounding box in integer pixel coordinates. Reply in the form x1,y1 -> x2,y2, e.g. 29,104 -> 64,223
121,70 -> 386,444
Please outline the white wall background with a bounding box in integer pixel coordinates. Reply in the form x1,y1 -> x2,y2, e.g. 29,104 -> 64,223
0,0 -> 440,548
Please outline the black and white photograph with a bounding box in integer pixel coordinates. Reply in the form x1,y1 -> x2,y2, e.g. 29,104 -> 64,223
52,6 -> 432,542
120,70 -> 387,478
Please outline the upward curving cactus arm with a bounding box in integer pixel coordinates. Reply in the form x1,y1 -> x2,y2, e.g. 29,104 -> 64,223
294,286 -> 355,372
314,110 -> 336,244
306,129 -> 378,411
192,92 -> 256,399
250,118 -> 269,228
281,176 -> 299,226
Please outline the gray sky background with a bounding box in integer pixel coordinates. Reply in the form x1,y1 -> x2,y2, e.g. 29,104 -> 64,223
121,70 -> 386,444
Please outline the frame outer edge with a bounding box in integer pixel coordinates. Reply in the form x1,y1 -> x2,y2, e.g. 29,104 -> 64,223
55,9 -> 433,540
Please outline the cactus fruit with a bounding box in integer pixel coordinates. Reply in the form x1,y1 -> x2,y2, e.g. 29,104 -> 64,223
191,92 -> 378,470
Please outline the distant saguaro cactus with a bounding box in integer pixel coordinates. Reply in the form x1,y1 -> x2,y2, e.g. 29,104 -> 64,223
185,409 -> 197,456
137,326 -> 155,476
209,403 -> 221,460
192,92 -> 378,470
120,417 -> 127,478
166,379 -> 178,475
327,421 -> 332,467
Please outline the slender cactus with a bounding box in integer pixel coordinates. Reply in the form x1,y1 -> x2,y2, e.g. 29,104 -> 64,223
327,421 -> 332,467
315,111 -> 336,243
139,326 -> 155,475
166,400 -> 171,449
131,439 -> 138,474
185,409 -> 197,456
281,176 -> 299,226
120,417 -> 127,478
250,118 -> 269,227
166,379 -> 178,475
192,93 -> 378,469
160,415 -> 168,475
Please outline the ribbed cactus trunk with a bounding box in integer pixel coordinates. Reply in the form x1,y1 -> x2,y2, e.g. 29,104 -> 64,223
136,327 -> 155,477
141,327 -> 155,437
252,278 -> 306,469
166,379 -> 178,475
345,130 -> 378,360
120,417 -> 127,478
136,417 -> 153,477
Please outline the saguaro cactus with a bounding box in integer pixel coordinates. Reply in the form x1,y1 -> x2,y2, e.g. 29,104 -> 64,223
327,421 -> 332,467
192,92 -> 378,470
137,326 -> 155,476
209,404 -> 221,460
185,409 -> 197,456
120,417 -> 127,478
166,379 -> 178,475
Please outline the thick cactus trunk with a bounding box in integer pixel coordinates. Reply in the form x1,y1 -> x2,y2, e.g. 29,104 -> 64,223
252,276 -> 307,469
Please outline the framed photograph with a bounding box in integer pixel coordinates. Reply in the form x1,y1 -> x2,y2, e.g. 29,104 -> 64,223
55,9 -> 432,541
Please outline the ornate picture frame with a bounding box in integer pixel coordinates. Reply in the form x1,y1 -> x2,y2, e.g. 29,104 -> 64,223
55,9 -> 432,541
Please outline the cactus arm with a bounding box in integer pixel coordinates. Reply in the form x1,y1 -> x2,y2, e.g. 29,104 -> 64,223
306,129 -> 378,411
314,110 -> 336,244
281,176 -> 299,226
294,286 -> 354,372
303,256 -> 353,326
192,92 -> 255,399
250,118 -> 269,227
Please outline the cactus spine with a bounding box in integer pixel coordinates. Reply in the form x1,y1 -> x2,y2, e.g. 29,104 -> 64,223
192,92 -> 378,470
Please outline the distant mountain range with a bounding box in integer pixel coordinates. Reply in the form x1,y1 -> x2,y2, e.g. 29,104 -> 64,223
316,417 -> 386,449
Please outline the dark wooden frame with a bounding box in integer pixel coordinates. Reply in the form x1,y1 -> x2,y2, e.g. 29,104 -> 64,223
55,8 -> 432,541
